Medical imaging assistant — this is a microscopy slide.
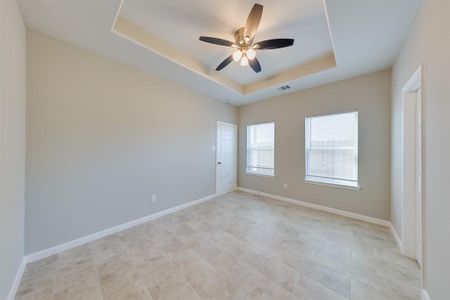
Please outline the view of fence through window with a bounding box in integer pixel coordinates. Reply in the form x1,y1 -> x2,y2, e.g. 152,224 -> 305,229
246,122 -> 275,176
305,112 -> 358,187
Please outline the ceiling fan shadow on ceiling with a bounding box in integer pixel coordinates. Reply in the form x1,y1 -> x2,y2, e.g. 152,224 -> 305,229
199,3 -> 294,74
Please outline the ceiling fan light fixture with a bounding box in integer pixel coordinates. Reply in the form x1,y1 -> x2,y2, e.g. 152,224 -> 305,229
199,4 -> 295,73
240,55 -> 249,66
246,48 -> 256,60
232,50 -> 243,62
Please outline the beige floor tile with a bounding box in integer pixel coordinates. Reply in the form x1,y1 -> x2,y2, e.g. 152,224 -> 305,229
14,192 -> 421,300
351,278 -> 421,300
128,248 -> 187,300
172,250 -> 234,299
97,254 -> 140,299
15,255 -> 57,300
89,234 -> 127,265
158,283 -> 201,300
280,253 -> 351,298
108,279 -> 153,300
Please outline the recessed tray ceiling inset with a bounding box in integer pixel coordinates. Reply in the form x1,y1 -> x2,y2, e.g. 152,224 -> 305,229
112,0 -> 337,96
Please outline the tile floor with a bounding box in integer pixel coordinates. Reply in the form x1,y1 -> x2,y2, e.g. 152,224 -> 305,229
15,191 -> 421,300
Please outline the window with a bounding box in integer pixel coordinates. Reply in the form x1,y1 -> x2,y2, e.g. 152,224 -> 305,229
246,122 -> 275,176
305,112 -> 359,188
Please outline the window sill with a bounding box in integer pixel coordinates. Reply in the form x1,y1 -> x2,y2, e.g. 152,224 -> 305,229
305,177 -> 360,190
246,172 -> 275,178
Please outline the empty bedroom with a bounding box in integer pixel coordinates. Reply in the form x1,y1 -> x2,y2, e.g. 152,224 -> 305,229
1,0 -> 449,299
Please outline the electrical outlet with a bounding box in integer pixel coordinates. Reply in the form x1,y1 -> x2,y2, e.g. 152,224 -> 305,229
283,183 -> 288,189
151,194 -> 157,203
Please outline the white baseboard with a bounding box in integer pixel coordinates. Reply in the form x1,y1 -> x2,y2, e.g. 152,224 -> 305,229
6,258 -> 26,300
421,289 -> 431,300
236,187 -> 391,227
25,193 -> 218,263
7,193 -> 219,299
12,189 -> 405,299
389,223 -> 404,253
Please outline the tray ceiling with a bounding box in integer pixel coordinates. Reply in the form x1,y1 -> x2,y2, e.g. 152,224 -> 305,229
18,0 -> 421,105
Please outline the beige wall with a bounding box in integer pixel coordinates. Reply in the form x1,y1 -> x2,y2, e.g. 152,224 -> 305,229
391,0 -> 450,298
25,30 -> 237,254
0,0 -> 26,298
238,70 -> 391,220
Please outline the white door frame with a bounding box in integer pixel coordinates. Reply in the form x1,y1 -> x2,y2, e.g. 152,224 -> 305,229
215,121 -> 237,195
400,65 -> 423,266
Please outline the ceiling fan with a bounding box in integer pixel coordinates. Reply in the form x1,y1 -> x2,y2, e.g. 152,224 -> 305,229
199,3 -> 294,73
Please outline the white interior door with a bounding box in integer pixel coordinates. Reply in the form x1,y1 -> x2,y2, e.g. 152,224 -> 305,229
216,122 -> 237,195
415,88 -> 422,267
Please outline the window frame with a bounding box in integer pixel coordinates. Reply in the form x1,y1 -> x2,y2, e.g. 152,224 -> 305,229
246,122 -> 275,178
304,111 -> 360,190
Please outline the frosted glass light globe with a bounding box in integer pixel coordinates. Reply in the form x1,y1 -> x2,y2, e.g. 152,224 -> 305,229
240,55 -> 249,66
246,48 -> 256,60
232,50 -> 242,62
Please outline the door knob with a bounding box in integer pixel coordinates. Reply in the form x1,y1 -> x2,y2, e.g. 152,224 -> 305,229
217,162 -> 222,165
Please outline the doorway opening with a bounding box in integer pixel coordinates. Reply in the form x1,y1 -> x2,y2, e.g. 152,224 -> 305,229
401,65 -> 423,267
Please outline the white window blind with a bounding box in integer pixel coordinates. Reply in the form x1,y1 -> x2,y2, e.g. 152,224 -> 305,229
246,123 -> 275,176
305,112 -> 359,188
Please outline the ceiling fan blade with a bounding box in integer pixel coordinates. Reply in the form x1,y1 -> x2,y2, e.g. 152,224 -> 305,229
216,55 -> 234,71
254,38 -> 294,50
244,4 -> 263,40
249,57 -> 262,73
199,36 -> 234,47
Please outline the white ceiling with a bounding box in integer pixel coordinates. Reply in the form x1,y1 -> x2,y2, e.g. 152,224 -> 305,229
18,0 -> 421,106
120,0 -> 333,85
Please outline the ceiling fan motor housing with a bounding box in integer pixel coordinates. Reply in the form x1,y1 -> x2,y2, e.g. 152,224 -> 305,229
234,27 -> 246,45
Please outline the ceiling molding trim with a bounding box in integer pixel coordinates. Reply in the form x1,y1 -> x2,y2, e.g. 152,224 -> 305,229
112,16 -> 243,94
322,0 -> 339,65
244,54 -> 336,94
